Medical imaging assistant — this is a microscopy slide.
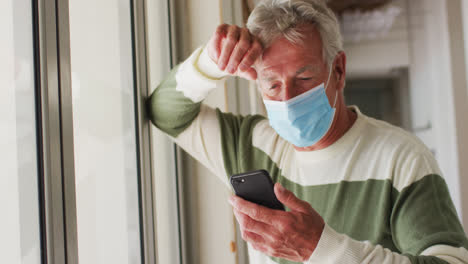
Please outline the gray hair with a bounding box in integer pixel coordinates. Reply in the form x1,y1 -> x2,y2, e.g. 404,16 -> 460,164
246,0 -> 343,67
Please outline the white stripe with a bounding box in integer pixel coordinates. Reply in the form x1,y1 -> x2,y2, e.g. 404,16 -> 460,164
251,119 -> 299,180
175,47 -> 225,103
172,105 -> 230,187
251,111 -> 442,192
421,245 -> 468,264
197,46 -> 229,79
307,224 -> 412,264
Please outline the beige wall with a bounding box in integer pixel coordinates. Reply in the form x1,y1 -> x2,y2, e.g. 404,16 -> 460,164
174,0 -> 238,263
464,1 -> 468,89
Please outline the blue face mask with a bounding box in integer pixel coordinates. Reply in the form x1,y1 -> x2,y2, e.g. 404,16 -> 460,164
263,67 -> 337,148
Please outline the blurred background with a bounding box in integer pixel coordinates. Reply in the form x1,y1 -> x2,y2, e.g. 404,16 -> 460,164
1,0 -> 468,264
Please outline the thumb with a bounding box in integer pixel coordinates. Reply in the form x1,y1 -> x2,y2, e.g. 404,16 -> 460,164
274,183 -> 313,213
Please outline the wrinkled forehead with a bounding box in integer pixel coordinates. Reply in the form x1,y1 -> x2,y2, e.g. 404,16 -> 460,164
253,40 -> 326,78
253,28 -> 326,74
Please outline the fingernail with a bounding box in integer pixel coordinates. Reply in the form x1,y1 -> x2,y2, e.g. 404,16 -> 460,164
239,64 -> 247,72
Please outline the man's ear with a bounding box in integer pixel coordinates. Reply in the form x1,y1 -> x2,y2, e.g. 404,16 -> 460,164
333,51 -> 347,91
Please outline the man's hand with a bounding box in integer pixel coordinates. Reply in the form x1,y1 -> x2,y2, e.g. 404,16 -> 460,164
229,183 -> 325,262
207,24 -> 263,80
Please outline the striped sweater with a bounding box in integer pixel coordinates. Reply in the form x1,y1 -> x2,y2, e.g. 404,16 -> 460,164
148,47 -> 468,264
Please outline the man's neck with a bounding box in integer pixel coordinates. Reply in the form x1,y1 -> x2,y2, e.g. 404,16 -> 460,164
294,103 -> 357,152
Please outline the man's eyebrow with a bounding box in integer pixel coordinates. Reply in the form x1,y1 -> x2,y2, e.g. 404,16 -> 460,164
259,65 -> 319,81
258,70 -> 276,82
295,65 -> 318,75
262,76 -> 275,82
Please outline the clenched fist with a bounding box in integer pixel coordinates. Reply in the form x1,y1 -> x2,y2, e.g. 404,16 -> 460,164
207,24 -> 264,80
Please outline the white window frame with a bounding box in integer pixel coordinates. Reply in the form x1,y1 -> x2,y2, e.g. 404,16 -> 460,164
33,0 -> 178,263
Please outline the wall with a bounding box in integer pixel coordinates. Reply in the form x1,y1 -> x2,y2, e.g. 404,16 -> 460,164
344,0 -> 410,77
174,0 -> 238,263
462,2 -> 468,227
464,1 -> 468,88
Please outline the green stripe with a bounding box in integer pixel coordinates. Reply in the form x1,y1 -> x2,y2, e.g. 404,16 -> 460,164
392,174 -> 468,255
148,65 -> 202,138
216,109 -> 266,178
281,177 -> 399,251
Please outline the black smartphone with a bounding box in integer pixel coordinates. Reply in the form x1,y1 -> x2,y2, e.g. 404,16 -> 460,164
230,169 -> 285,211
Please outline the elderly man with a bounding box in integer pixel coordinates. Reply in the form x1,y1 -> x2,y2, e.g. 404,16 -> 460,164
148,0 -> 468,263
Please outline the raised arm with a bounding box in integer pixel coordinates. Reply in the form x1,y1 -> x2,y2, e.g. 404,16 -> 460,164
147,24 -> 263,186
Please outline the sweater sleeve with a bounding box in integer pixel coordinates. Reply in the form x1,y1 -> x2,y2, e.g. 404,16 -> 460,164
305,152 -> 468,264
148,46 -> 233,186
306,223 -> 468,264
148,46 -> 226,137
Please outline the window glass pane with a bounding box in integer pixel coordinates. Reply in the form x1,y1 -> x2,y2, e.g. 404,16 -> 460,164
0,0 -> 42,263
69,0 -> 142,263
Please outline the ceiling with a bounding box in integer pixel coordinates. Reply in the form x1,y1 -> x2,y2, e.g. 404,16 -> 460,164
243,0 -> 394,22
327,0 -> 393,14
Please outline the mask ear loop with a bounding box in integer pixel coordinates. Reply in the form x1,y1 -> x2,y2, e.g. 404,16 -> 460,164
324,62 -> 338,108
332,91 -> 338,107
324,63 -> 334,91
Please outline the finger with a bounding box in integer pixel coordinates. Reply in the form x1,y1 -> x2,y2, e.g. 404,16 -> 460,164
218,25 -> 240,71
238,39 -> 263,72
267,247 -> 296,259
241,230 -> 266,244
237,67 -> 258,81
251,243 -> 269,253
225,28 -> 251,74
250,237 -> 298,260
229,195 -> 281,224
252,243 -> 292,259
274,183 -> 313,213
211,24 -> 229,61
233,208 -> 278,241
266,248 -> 291,259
